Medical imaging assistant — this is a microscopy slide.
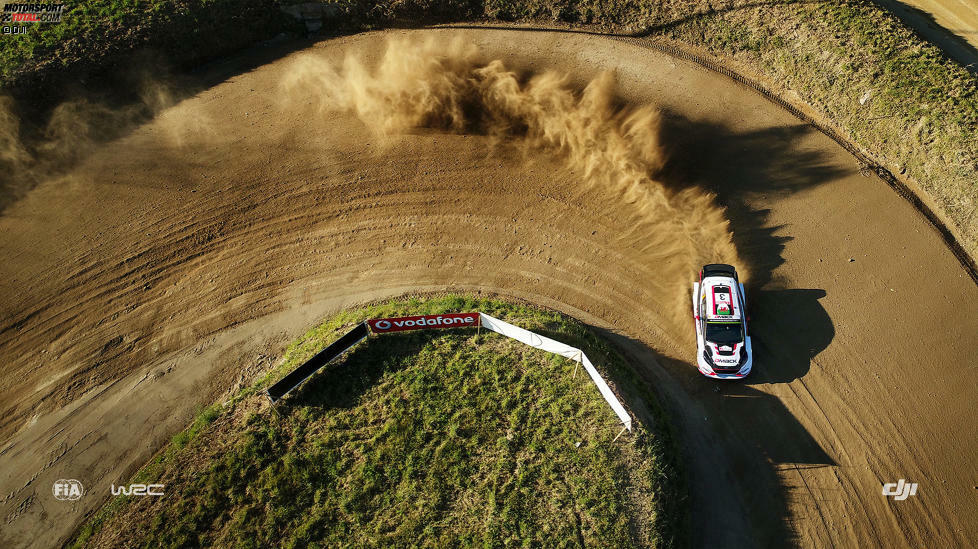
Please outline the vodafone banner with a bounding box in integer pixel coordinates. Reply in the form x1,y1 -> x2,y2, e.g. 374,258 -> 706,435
368,313 -> 480,333
272,311 -> 629,432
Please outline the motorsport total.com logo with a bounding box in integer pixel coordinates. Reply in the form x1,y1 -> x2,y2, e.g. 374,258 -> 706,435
1,3 -> 64,34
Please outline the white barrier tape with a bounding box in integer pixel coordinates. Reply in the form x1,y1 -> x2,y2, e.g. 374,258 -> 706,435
479,313 -> 632,431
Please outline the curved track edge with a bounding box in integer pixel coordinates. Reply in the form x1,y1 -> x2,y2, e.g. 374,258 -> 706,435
436,22 -> 978,285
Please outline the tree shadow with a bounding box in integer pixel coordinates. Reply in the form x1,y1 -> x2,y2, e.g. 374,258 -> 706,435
654,113 -> 841,385
592,326 -> 834,548
872,0 -> 978,73
593,112 -> 844,544
656,113 -> 845,288
0,35 -> 314,215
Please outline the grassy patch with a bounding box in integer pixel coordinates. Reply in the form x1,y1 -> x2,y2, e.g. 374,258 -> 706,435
0,0 -> 299,96
69,295 -> 684,548
661,0 -> 978,255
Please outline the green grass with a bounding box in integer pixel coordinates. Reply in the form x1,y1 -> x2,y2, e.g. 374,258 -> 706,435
662,0 -> 978,255
69,295 -> 684,548
0,0 -> 298,87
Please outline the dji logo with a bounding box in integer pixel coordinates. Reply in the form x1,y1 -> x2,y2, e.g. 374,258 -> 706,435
882,479 -> 918,501
52,479 -> 84,501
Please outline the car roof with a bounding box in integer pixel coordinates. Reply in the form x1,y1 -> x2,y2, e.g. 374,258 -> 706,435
701,277 -> 742,321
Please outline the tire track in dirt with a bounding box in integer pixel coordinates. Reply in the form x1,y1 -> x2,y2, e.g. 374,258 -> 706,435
0,29 -> 976,548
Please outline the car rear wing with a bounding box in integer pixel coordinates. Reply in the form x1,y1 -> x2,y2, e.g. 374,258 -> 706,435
702,263 -> 738,280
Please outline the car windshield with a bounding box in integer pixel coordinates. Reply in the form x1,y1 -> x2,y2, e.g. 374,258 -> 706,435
705,322 -> 743,345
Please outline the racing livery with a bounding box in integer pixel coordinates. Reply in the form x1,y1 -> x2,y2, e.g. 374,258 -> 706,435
692,264 -> 752,379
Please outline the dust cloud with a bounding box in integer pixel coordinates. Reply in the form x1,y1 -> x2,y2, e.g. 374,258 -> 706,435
0,79 -> 211,211
282,37 -> 744,319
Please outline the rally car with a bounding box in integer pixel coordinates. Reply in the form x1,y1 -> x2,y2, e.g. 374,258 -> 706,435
692,264 -> 752,379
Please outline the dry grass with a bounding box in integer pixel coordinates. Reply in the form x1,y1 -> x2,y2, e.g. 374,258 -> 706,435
660,0 -> 978,257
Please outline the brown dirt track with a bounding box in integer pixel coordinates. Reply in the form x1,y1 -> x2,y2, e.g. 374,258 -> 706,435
1,29 -> 977,548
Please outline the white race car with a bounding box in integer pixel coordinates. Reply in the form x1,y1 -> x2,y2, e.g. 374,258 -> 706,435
692,264 -> 752,379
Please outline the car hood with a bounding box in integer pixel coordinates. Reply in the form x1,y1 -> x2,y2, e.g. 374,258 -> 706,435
706,341 -> 743,365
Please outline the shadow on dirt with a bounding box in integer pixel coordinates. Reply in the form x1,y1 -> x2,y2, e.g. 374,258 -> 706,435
656,113 -> 846,289
282,314 -> 835,549
595,113 -> 843,546
746,288 -> 833,383
594,326 -> 834,549
656,112 -> 839,384
873,0 -> 978,73
0,36 -> 314,215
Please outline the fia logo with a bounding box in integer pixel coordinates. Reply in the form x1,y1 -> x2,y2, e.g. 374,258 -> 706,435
52,479 -> 84,501
882,479 -> 918,501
